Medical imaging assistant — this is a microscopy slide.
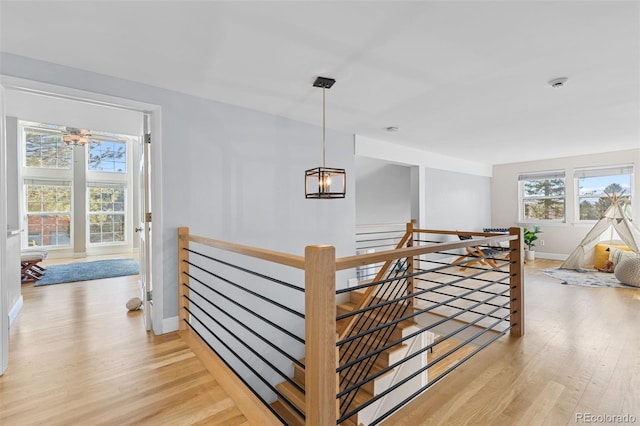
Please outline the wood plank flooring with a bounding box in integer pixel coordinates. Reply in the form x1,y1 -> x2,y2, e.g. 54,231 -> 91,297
2,258 -> 639,425
1,272 -> 248,426
389,259 -> 640,425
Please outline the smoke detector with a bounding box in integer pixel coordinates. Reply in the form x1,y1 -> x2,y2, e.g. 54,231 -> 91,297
548,77 -> 568,88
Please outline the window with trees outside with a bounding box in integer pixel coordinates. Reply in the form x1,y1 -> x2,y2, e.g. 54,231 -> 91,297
25,181 -> 72,247
88,140 -> 127,173
576,166 -> 632,221
88,185 -> 126,244
22,121 -> 131,250
24,125 -> 72,169
519,171 -> 566,222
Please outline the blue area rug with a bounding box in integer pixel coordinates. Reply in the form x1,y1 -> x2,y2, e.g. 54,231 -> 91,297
35,258 -> 139,286
543,268 -> 634,288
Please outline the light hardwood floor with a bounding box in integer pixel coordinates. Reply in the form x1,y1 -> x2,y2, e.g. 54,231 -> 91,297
1,269 -> 248,426
2,259 -> 639,425
391,259 -> 640,425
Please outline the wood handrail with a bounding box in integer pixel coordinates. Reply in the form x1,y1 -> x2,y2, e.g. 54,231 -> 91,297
414,228 -> 511,237
188,234 -> 306,270
336,234 -> 516,271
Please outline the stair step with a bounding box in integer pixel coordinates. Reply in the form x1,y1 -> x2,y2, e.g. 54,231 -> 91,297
341,341 -> 408,371
337,302 -> 418,342
271,399 -> 304,426
294,357 -> 395,396
276,380 -> 306,413
275,377 -> 368,426
339,385 -> 375,424
348,288 -> 398,305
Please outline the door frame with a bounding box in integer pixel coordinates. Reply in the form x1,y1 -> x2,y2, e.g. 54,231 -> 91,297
1,85 -> 9,375
0,75 -> 164,335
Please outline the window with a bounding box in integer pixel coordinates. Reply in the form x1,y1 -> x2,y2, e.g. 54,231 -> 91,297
25,181 -> 72,247
88,184 -> 126,244
519,171 -> 566,222
21,121 -> 133,251
576,166 -> 632,221
24,126 -> 72,169
88,140 -> 127,173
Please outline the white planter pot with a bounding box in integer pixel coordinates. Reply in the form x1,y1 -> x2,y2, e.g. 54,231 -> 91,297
525,250 -> 535,261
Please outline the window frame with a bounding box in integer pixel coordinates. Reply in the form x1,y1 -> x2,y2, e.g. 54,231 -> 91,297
87,183 -> 127,246
22,123 -> 73,170
518,170 -> 566,223
87,139 -> 128,173
23,180 -> 73,248
574,165 -> 633,222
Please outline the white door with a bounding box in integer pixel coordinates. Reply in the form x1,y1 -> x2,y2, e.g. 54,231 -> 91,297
1,85 -> 9,375
137,115 -> 152,331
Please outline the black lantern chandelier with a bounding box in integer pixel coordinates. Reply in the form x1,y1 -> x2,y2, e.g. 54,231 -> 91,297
305,77 -> 346,199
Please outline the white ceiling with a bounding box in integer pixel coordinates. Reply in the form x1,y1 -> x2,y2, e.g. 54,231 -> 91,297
1,1 -> 638,166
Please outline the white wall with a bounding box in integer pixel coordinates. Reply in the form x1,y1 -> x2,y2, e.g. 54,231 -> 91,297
1,53 -> 357,325
492,149 -> 640,258
356,135 -> 492,177
356,157 -> 411,225
425,167 -> 491,231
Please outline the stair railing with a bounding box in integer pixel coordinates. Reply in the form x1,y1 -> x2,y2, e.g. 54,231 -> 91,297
177,225 -> 524,426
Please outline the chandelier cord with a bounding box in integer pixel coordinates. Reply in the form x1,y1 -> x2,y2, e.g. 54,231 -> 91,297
322,87 -> 326,168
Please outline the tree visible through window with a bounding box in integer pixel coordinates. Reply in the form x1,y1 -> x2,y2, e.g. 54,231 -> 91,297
24,127 -> 72,169
26,183 -> 72,247
88,186 -> 126,243
519,171 -> 565,222
577,167 -> 632,220
88,141 -> 127,172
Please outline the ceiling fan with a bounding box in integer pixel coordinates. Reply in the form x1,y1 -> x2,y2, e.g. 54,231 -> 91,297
61,127 -> 124,146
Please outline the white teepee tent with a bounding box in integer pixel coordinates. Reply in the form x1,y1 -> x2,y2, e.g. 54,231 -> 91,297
561,194 -> 640,270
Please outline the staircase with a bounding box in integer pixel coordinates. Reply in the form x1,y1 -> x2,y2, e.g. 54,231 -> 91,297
271,289 -> 432,426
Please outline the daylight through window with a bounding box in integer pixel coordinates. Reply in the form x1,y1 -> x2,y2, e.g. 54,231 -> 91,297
88,184 -> 126,244
519,171 -> 566,222
24,126 -> 72,169
25,181 -> 72,247
576,166 -> 632,221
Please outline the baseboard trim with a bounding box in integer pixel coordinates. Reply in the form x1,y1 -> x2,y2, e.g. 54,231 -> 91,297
536,252 -> 568,261
162,316 -> 179,333
8,295 -> 23,327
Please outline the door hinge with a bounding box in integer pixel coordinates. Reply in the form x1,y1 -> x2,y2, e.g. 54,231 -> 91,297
145,212 -> 152,223
144,133 -> 151,144
146,290 -> 153,301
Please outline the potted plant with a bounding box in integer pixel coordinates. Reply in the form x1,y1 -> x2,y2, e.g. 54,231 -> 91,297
523,226 -> 541,260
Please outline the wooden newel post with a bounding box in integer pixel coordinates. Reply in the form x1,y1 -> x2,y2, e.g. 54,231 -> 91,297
406,220 -> 415,307
178,227 -> 190,331
304,245 -> 338,425
509,227 -> 524,337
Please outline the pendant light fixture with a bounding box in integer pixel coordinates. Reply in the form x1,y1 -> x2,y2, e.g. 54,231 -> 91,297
305,76 -> 346,199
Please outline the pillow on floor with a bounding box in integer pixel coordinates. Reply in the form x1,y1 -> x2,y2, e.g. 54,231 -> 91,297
609,247 -> 637,266
594,243 -> 630,269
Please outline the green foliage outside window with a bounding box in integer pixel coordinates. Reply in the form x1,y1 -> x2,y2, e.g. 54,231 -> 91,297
25,129 -> 72,169
522,178 -> 565,221
88,187 -> 126,243
579,182 -> 631,221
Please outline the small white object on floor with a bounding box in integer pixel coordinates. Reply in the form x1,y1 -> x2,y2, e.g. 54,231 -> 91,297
126,297 -> 143,311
